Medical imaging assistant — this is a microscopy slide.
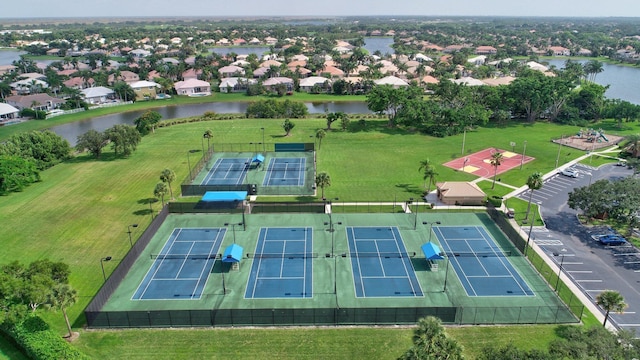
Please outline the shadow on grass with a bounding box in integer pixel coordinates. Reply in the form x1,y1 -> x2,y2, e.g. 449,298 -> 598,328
395,183 -> 423,198
134,198 -> 159,216
65,152 -> 123,164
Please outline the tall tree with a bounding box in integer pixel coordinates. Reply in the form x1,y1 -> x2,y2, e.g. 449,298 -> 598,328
203,129 -> 213,150
623,134 -> 640,158
596,290 -> 627,327
399,316 -> 464,360
46,283 -> 77,339
159,168 -> 176,200
315,172 -> 331,199
315,129 -> 326,149
134,110 -> 162,135
75,130 -> 108,159
418,159 -> 438,194
154,182 -> 169,206
525,172 -> 543,221
490,152 -> 504,189
105,124 -> 141,157
282,119 -> 295,136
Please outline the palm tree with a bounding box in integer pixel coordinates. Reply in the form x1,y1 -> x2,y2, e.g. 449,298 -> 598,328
203,129 -> 213,150
154,182 -> 169,206
315,129 -> 326,150
525,172 -> 543,221
315,172 -> 331,199
159,168 -> 176,200
46,283 -> 78,339
490,152 -> 504,189
418,159 -> 438,194
596,290 -> 627,327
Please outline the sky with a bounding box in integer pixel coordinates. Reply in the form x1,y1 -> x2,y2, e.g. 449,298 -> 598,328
1,0 -> 640,19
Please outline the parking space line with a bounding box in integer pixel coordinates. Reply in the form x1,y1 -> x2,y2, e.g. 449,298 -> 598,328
624,261 -> 640,264
614,253 -> 640,256
562,262 -> 583,265
584,289 -> 606,292
566,270 -> 593,273
576,279 -> 603,282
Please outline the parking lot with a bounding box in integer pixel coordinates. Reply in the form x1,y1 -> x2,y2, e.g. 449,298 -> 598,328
515,163 -> 640,333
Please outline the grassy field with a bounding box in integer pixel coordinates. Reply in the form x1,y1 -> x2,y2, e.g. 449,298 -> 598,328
1,117 -> 638,359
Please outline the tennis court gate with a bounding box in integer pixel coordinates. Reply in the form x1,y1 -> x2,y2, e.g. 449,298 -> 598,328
488,208 -> 526,253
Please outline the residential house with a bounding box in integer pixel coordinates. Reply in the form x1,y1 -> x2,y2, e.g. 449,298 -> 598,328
7,93 -> 64,111
443,44 -> 464,53
10,79 -> 49,95
577,48 -> 593,56
262,77 -> 294,92
414,53 -> 433,62
248,37 -> 261,45
108,71 -> 140,85
182,68 -> 202,81
0,65 -> 16,76
450,77 -> 485,86
218,65 -> 245,77
374,76 -> 409,88
467,55 -> 487,66
548,46 -> 570,56
264,37 -> 277,45
218,77 -> 255,93
46,48 -> 64,56
130,49 -> 151,58
259,59 -> 282,68
475,46 -> 498,55
174,78 -> 211,96
129,80 -> 161,100
0,103 -> 20,120
299,76 -> 332,93
481,76 -> 516,86
81,86 -> 115,104
253,67 -> 270,78
435,182 -> 486,206
63,77 -> 95,90
318,65 -> 344,78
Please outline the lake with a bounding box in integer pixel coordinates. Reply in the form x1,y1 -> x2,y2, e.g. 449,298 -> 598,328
0,49 -> 26,65
546,59 -> 640,105
363,37 -> 395,56
51,101 -> 372,145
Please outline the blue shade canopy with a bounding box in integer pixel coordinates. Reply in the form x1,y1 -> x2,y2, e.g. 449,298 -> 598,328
222,244 -> 243,263
201,191 -> 247,202
251,154 -> 265,163
421,242 -> 444,260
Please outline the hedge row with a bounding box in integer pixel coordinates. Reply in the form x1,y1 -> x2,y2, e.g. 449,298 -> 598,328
2,316 -> 89,360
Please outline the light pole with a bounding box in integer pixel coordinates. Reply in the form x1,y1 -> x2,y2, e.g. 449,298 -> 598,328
463,157 -> 469,172
324,197 -> 339,232
525,204 -> 539,256
423,221 -> 442,243
443,254 -> 450,292
325,220 -> 342,254
186,149 -> 198,181
520,140 -> 527,170
461,127 -> 467,155
100,256 -> 112,281
555,136 -> 563,168
553,252 -> 566,291
260,127 -> 265,153
127,224 -> 138,247
224,222 -> 243,243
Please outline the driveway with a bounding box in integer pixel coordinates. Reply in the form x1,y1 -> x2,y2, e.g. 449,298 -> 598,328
516,163 -> 639,333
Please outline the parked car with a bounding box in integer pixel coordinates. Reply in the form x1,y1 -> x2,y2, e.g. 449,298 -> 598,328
559,168 -> 579,178
592,234 -> 627,246
615,160 -> 627,166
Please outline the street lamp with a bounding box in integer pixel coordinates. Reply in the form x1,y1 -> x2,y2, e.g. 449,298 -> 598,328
520,140 -> 527,170
524,203 -> 540,256
423,221 -> 442,243
442,253 -> 450,292
324,221 -> 342,254
186,149 -> 198,181
463,157 -> 469,172
461,127 -> 467,155
324,197 -> 339,232
555,136 -> 563,168
100,256 -> 112,281
224,222 -> 243,243
553,252 -> 567,291
260,127 -> 265,153
127,224 -> 138,247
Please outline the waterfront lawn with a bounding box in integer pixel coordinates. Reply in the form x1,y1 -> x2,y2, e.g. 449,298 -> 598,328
0,118 -> 614,357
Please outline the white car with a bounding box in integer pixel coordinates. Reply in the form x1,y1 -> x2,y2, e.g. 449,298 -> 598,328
559,168 -> 579,178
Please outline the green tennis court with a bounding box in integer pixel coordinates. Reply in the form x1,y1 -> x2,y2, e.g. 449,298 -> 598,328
87,211 -> 579,328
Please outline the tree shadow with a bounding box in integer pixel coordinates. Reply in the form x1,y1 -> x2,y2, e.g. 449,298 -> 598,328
395,183 -> 423,197
134,198 -> 159,216
65,152 -> 121,164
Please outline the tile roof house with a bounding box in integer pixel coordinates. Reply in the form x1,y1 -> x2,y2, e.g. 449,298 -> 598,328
7,93 -> 64,111
129,80 -> 161,100
0,103 -> 20,120
218,65 -> 245,77
374,76 -> 409,88
108,71 -> 140,85
262,77 -> 294,92
81,86 -> 115,104
218,77 -> 255,93
299,76 -> 332,92
63,77 -> 95,90
318,65 -> 344,78
475,46 -> 498,55
548,46 -> 570,56
182,68 -> 202,81
435,182 -> 486,206
174,78 -> 211,96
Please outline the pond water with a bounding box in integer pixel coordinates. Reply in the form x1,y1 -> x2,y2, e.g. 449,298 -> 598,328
0,49 -> 27,65
363,37 -> 395,56
51,101 -> 372,145
546,59 -> 640,105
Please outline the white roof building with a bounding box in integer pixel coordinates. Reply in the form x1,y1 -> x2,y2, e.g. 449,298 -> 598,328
374,76 -> 409,87
0,103 -> 20,120
450,77 -> 485,86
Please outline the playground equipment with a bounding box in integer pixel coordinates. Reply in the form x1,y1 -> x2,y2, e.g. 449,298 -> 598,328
582,128 -> 608,143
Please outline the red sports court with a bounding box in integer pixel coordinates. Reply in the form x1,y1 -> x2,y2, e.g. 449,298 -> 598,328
443,148 -> 535,178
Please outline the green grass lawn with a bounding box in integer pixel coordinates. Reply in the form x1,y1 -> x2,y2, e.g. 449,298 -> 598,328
2,117 -> 637,358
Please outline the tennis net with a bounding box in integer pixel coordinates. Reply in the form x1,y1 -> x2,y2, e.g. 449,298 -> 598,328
447,251 -> 512,257
150,254 -> 220,260
266,166 -> 306,171
343,252 -> 417,258
220,164 -> 249,171
247,253 -> 318,259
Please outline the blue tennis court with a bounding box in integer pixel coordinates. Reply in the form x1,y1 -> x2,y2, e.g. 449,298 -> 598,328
433,226 -> 534,297
347,226 -> 423,298
132,228 -> 225,300
201,158 -> 250,185
262,157 -> 306,186
245,227 -> 313,298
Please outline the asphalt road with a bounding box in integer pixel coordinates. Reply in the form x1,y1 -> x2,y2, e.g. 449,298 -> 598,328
516,163 -> 639,333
